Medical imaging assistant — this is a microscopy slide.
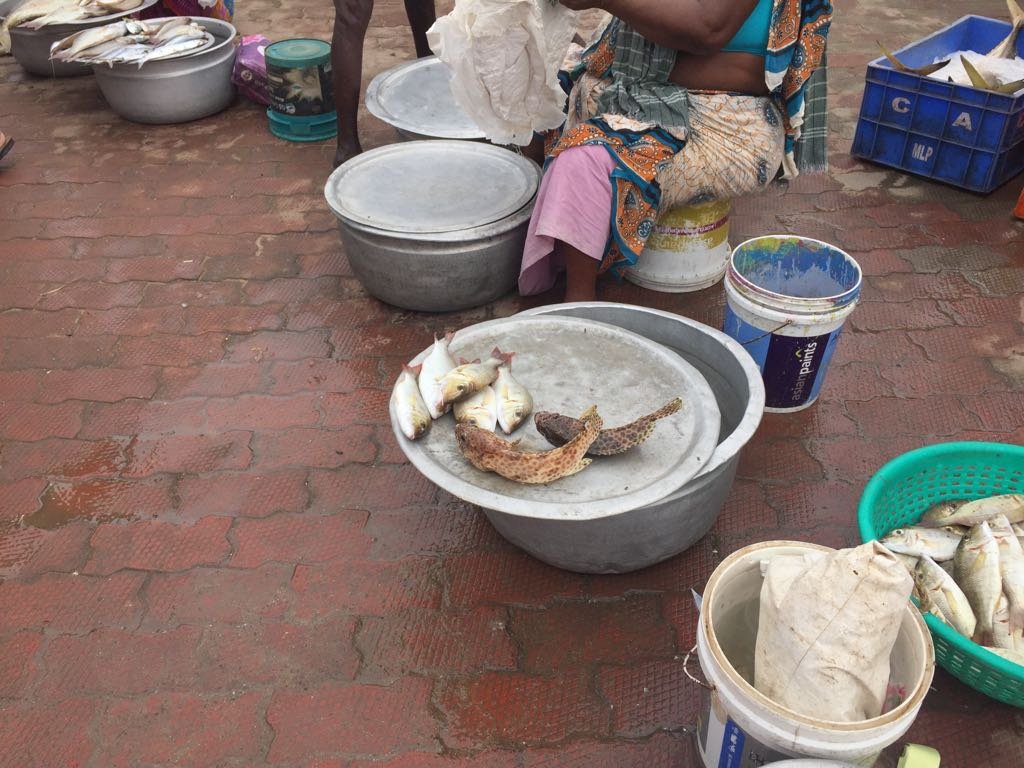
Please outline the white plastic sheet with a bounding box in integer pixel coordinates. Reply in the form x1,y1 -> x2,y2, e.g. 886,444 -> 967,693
426,0 -> 578,146
754,541 -> 913,722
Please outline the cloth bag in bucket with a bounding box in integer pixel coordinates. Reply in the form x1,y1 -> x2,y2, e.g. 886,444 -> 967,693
723,235 -> 861,412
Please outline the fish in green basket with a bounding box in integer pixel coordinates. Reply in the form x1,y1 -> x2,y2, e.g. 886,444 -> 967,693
914,554 -> 977,639
982,646 -> 1024,667
992,595 -> 1024,652
881,526 -> 963,562
955,521 -> 1003,645
921,493 -> 1024,528
990,514 -> 1024,632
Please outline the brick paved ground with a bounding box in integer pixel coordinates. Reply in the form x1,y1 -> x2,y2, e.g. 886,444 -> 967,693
1,0 -> 1024,765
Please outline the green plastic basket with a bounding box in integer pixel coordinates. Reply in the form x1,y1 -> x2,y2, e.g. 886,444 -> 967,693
858,441 -> 1024,708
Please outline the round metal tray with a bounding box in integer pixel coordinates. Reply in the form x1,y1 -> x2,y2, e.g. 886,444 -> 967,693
390,315 -> 721,521
325,140 -> 540,235
365,55 -> 485,141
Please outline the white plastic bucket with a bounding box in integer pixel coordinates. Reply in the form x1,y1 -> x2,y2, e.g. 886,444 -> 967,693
722,235 -> 862,413
693,541 -> 934,768
626,200 -> 732,292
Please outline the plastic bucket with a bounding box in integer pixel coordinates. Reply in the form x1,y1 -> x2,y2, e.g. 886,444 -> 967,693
626,200 -> 731,292
265,38 -> 334,116
694,541 -> 934,768
267,108 -> 337,142
722,235 -> 861,412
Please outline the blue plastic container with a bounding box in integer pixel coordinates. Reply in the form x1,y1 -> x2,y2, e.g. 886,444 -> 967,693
723,236 -> 862,413
267,109 -> 337,142
851,15 -> 1024,194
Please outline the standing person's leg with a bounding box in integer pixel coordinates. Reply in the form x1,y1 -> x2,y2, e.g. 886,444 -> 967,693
403,0 -> 436,58
332,0 -> 374,168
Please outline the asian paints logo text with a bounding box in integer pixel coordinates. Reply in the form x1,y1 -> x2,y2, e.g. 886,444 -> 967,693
791,341 -> 819,402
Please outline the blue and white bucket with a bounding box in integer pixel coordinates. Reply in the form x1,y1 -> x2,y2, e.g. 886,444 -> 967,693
723,236 -> 862,413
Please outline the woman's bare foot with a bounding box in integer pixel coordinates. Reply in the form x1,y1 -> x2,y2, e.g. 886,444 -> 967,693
333,141 -> 361,169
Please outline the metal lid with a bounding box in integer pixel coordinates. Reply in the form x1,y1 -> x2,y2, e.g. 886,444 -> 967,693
365,56 -> 485,140
389,315 -> 721,521
324,140 -> 540,235
265,38 -> 330,68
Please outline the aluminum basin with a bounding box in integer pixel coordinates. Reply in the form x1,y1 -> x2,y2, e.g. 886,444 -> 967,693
8,0 -> 158,77
494,302 -> 766,573
91,17 -> 237,124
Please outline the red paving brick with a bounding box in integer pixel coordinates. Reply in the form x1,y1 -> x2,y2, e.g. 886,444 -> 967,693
1,0 -> 1023,765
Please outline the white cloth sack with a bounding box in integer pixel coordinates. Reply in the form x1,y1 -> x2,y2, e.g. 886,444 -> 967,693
426,0 -> 577,146
754,541 -> 913,722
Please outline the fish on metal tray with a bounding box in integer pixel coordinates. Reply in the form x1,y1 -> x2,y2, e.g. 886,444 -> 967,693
880,525 -> 963,562
453,384 -> 498,432
492,348 -> 532,435
914,554 -> 977,639
417,332 -> 456,420
954,521 -> 1003,645
438,354 -> 503,409
535,397 -> 682,457
391,363 -> 431,441
455,405 -> 602,485
920,493 -> 1024,528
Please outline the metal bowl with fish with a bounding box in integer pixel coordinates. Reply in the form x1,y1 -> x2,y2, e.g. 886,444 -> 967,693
7,0 -> 159,77
515,303 -> 766,572
90,16 -> 237,124
389,314 -> 724,573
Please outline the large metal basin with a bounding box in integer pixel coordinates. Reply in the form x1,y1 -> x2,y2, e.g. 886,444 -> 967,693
91,17 -> 237,124
492,302 -> 766,573
8,0 -> 158,77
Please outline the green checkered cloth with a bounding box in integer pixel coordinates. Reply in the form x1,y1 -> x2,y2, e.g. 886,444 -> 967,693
793,50 -> 829,173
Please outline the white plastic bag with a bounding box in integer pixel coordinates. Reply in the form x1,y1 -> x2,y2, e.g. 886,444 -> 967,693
754,541 -> 913,722
426,0 -> 577,146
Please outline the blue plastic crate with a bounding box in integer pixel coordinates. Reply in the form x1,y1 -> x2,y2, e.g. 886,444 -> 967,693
851,15 -> 1024,194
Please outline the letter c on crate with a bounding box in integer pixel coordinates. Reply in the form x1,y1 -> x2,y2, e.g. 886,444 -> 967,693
892,97 -> 911,114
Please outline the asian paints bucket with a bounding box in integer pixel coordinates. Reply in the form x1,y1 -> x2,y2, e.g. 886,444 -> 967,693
723,236 -> 861,413
693,541 -> 934,768
626,199 -> 732,292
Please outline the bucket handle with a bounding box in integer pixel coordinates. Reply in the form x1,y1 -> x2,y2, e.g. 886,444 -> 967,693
738,320 -> 792,347
682,643 -> 715,692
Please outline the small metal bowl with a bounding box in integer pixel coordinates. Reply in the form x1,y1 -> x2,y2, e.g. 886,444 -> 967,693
8,0 -> 159,78
91,17 -> 238,124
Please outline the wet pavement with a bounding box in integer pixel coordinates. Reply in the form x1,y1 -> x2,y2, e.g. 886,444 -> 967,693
1,0 -> 1023,765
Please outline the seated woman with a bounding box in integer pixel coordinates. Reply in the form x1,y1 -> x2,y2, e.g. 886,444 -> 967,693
520,0 -> 832,302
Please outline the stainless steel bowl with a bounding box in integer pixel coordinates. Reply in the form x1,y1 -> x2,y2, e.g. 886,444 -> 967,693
91,17 -> 237,124
494,302 -> 766,573
326,141 -> 541,312
8,0 -> 159,77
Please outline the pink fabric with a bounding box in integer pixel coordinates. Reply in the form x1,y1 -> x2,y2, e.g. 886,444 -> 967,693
518,145 -> 617,296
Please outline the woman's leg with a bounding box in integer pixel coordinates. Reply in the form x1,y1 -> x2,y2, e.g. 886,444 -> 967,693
332,0 -> 374,167
560,241 -> 600,303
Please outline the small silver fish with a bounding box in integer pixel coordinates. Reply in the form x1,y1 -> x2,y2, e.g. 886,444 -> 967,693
920,494 -> 1024,528
954,521 -> 1003,645
438,357 -> 502,408
417,332 -> 457,420
492,347 -> 532,435
453,384 -> 498,431
880,526 -> 963,562
391,363 -> 431,441
990,514 -> 1024,632
915,554 -> 977,639
992,595 -> 1024,652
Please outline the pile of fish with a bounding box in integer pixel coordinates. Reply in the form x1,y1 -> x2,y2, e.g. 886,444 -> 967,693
879,493 -> 1024,667
391,331 -> 683,485
880,0 -> 1024,94
1,0 -> 142,56
49,16 -> 211,66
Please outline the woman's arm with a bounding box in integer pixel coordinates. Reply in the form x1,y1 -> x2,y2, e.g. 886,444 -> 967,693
560,0 -> 759,54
